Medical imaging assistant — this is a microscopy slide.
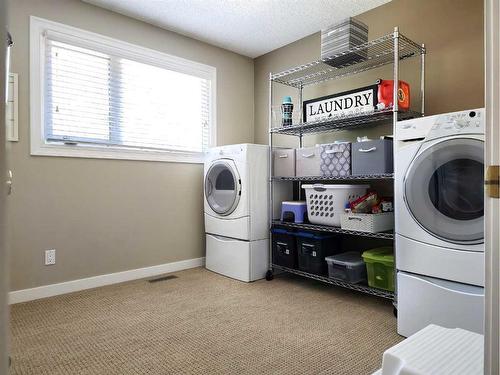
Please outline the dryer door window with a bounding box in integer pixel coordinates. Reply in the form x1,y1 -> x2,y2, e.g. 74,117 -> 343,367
404,138 -> 484,244
205,161 -> 240,216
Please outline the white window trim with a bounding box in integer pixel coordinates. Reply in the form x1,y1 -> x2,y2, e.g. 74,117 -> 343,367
30,16 -> 217,164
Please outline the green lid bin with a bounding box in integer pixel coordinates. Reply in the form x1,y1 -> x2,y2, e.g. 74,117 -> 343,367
362,247 -> 395,292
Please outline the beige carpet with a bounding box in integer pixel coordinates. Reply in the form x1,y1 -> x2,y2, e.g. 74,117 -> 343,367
9,268 -> 402,375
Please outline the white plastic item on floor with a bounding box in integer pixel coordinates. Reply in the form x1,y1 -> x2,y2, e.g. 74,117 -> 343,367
302,184 -> 369,226
373,324 -> 483,375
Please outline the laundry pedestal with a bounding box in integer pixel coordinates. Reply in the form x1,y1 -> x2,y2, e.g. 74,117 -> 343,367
205,234 -> 268,282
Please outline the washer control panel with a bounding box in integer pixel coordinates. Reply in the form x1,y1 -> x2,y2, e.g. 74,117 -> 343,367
428,108 -> 484,139
396,108 -> 484,141
396,115 -> 437,141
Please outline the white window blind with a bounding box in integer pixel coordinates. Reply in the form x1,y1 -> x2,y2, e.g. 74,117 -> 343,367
43,36 -> 213,154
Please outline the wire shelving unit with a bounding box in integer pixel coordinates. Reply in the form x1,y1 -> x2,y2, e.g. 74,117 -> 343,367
272,220 -> 394,240
273,264 -> 395,300
270,109 -> 421,136
272,173 -> 394,182
267,27 -> 426,304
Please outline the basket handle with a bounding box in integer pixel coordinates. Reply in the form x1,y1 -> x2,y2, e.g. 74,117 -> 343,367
325,149 -> 342,155
312,184 -> 326,191
358,147 -> 377,153
348,217 -> 363,221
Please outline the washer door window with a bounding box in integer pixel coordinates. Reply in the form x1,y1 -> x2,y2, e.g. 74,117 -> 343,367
404,138 -> 484,244
205,160 -> 241,216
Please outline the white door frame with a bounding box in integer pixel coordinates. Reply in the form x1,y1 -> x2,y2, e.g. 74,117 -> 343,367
0,0 -> 9,373
484,0 -> 500,373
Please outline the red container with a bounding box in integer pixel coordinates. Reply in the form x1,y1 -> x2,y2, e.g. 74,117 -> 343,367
377,79 -> 410,110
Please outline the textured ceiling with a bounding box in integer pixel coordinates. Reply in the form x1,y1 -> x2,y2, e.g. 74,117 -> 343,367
82,0 -> 390,58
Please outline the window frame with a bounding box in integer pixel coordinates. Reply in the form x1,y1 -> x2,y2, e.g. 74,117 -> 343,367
30,16 -> 217,164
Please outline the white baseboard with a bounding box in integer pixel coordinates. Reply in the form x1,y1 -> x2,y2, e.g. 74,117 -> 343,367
9,257 -> 205,304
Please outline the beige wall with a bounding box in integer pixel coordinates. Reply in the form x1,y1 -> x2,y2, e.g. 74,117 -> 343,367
8,0 -> 254,291
254,0 -> 484,145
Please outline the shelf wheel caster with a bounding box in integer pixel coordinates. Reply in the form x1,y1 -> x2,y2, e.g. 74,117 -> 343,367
393,306 -> 398,318
265,270 -> 274,281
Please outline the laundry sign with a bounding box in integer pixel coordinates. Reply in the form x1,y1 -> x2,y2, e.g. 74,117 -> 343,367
303,85 -> 377,123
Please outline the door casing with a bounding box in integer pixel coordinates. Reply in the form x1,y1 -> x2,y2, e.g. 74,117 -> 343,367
484,0 -> 500,373
0,0 -> 9,372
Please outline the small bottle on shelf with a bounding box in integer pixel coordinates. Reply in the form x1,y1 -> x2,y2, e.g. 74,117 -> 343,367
281,96 -> 294,127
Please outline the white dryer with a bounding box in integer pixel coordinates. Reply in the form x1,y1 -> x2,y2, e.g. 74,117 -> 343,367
204,144 -> 269,282
395,109 -> 485,337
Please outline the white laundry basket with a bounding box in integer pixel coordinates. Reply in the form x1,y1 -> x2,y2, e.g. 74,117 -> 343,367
302,184 -> 369,226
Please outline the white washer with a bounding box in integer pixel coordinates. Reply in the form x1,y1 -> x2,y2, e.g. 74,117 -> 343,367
395,109 -> 485,337
204,144 -> 269,282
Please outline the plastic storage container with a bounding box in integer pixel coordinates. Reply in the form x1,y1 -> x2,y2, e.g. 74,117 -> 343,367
320,142 -> 352,177
362,247 -> 395,291
271,228 -> 297,269
377,79 -> 411,111
351,139 -> 394,175
296,231 -> 340,276
302,184 -> 369,226
296,146 -> 321,177
273,148 -> 295,177
325,251 -> 367,283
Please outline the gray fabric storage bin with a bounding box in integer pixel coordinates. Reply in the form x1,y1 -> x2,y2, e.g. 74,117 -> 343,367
351,139 -> 394,175
320,143 -> 351,177
273,148 -> 295,177
296,146 -> 321,177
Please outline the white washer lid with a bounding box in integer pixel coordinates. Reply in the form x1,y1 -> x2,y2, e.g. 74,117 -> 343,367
380,324 -> 483,375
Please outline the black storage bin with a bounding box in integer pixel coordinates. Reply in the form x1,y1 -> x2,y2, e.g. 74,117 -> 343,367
296,231 -> 340,276
271,228 -> 297,269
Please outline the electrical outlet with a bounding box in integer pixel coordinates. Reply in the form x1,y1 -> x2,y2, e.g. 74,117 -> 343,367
45,249 -> 56,265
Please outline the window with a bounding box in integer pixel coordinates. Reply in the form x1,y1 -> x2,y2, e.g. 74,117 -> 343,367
30,17 -> 216,163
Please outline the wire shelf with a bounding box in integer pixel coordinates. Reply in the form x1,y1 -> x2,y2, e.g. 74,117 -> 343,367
272,221 -> 394,240
272,173 -> 394,181
271,33 -> 425,88
270,109 -> 421,136
272,264 -> 395,300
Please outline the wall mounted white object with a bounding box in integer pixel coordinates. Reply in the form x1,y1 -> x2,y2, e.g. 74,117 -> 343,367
6,72 -> 18,141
